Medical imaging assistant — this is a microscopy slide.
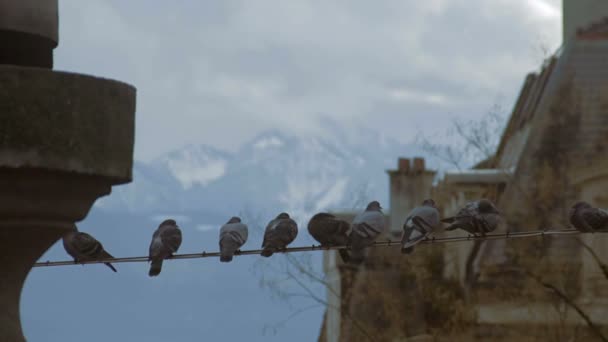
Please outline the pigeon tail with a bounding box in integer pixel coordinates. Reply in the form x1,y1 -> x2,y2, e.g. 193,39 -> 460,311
104,262 -> 117,272
401,246 -> 415,254
149,259 -> 163,277
220,247 -> 236,262
349,247 -> 365,265
338,249 -> 351,263
220,255 -> 234,262
401,232 -> 425,252
99,250 -> 117,272
220,239 -> 240,263
444,223 -> 461,231
261,248 -> 275,257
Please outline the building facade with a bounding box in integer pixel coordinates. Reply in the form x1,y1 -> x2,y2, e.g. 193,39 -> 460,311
319,1 -> 608,340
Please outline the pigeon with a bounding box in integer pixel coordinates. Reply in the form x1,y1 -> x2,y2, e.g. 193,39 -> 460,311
261,212 -> 298,257
349,201 -> 386,264
570,201 -> 608,232
62,226 -> 117,272
308,212 -> 351,262
148,219 -> 182,277
441,199 -> 501,236
401,199 -> 441,254
219,216 -> 249,262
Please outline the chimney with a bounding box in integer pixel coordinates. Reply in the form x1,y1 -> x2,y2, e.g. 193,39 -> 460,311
563,0 -> 608,42
412,157 -> 425,173
386,158 -> 436,236
398,158 -> 410,173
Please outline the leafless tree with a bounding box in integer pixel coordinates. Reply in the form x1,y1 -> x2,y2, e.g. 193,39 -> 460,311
416,103 -> 505,170
244,181 -> 376,340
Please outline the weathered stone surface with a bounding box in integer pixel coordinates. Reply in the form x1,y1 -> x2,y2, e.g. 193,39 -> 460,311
1,228 -> 63,342
0,0 -> 58,67
0,65 -> 136,341
0,169 -> 119,341
0,65 -> 136,183
0,0 -> 58,43
0,170 -> 114,341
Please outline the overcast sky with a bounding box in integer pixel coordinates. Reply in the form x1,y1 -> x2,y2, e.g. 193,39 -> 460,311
56,0 -> 562,162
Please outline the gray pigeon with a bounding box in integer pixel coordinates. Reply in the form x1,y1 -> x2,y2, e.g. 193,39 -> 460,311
350,201 -> 386,264
441,199 -> 501,236
219,216 -> 249,262
308,212 -> 351,262
261,212 -> 298,257
570,201 -> 608,232
148,219 -> 182,277
401,199 -> 441,254
63,226 -> 117,272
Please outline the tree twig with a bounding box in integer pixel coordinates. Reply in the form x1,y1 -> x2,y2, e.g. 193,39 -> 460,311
575,237 -> 608,280
285,267 -> 377,342
524,270 -> 608,342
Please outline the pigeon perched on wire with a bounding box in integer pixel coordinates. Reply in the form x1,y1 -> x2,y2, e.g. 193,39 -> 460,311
401,199 -> 441,254
62,226 -> 117,272
219,216 -> 249,262
570,201 -> 608,232
148,219 -> 182,277
350,201 -> 386,264
261,212 -> 298,257
308,212 -> 351,262
441,199 -> 501,236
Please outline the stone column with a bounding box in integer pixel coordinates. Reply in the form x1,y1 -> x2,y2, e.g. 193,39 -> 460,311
0,1 -> 136,340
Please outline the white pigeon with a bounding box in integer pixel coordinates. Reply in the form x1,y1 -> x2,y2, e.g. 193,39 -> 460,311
349,201 -> 386,264
401,199 -> 441,254
148,219 -> 182,277
261,212 -> 298,257
219,216 -> 249,262
63,226 -> 117,272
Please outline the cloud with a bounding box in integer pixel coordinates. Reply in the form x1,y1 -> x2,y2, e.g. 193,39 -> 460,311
55,0 -> 561,161
528,0 -> 561,18
196,224 -> 218,232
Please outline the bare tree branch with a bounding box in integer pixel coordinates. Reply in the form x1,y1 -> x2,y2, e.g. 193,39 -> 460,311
575,237 -> 608,280
263,304 -> 322,336
524,270 -> 608,342
416,104 -> 506,171
284,265 -> 377,342
415,132 -> 465,170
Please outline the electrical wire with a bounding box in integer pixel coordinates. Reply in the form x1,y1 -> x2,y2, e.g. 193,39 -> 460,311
32,228 -> 584,268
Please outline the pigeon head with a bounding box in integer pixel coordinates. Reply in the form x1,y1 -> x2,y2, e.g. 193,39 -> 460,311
366,201 -> 382,211
227,216 -> 241,224
422,199 -> 436,208
160,219 -> 177,227
572,201 -> 592,211
312,212 -> 335,220
478,199 -> 499,214
277,212 -> 291,219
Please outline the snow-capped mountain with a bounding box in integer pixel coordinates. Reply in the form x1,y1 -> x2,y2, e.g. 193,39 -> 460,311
95,128 -> 428,221
152,144 -> 231,189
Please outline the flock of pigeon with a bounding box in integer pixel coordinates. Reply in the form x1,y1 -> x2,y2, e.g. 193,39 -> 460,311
62,199 -> 607,276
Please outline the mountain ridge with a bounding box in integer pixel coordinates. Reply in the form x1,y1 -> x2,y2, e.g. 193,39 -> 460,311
96,129 -> 430,222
